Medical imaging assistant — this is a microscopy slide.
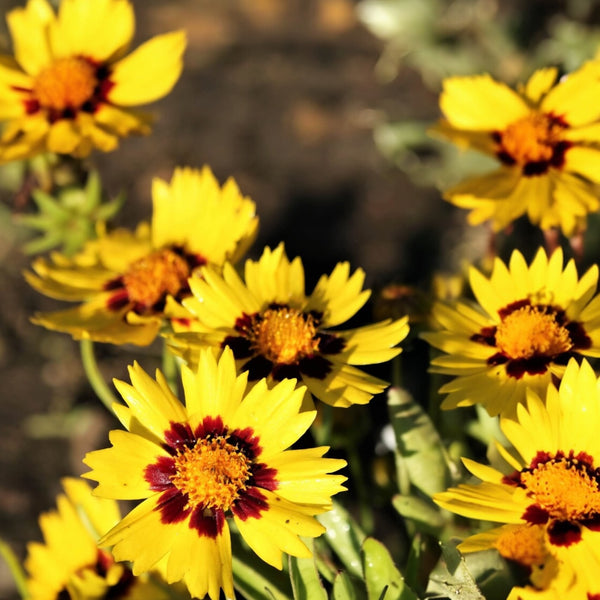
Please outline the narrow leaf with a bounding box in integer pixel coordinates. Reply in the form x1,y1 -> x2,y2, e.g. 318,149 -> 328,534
392,494 -> 444,535
318,501 -> 366,578
362,537 -> 418,600
388,387 -> 453,497
289,551 -> 327,600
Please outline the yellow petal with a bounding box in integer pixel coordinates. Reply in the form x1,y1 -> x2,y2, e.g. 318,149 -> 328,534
541,61 -> 600,126
108,31 -> 186,106
522,67 -> 558,104
440,74 -> 529,131
7,0 -> 55,76
563,146 -> 600,183
50,0 -> 134,61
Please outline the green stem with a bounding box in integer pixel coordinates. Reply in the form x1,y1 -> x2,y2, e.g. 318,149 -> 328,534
80,339 -> 118,414
346,444 -> 374,534
162,340 -> 179,394
314,403 -> 334,446
0,538 -> 30,599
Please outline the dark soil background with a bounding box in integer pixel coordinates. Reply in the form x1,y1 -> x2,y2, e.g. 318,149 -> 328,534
0,1 -> 458,597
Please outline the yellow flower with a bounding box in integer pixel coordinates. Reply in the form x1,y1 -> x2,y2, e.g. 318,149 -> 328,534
26,166 -> 258,345
25,478 -> 177,600
422,247 -> 600,417
457,524 -> 581,600
83,348 -> 347,600
434,64 -> 600,235
0,0 -> 186,161
167,243 -> 409,407
434,359 -> 600,597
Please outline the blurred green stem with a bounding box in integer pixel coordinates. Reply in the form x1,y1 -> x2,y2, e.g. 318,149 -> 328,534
162,341 -> 179,394
314,403 -> 333,446
346,444 -> 374,534
0,537 -> 30,599
80,339 -> 118,414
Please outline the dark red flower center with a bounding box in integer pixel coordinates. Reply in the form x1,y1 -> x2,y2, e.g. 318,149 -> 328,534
493,111 -> 571,176
222,303 -> 346,382
506,450 -> 600,547
145,416 -> 277,538
470,299 -> 590,379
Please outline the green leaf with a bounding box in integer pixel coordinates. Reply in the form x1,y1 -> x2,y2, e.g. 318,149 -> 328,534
362,537 -> 418,600
318,502 -> 366,578
388,387 -> 453,497
230,533 -> 292,600
83,170 -> 102,211
391,494 -> 444,535
289,550 -> 327,600
22,231 -> 64,255
333,571 -> 366,600
95,191 -> 125,221
30,189 -> 67,217
403,532 -> 440,598
426,542 -> 485,600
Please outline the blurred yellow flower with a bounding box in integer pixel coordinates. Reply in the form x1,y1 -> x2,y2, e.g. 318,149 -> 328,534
168,243 -> 410,407
0,0 -> 186,161
83,348 -> 347,600
434,359 -> 600,598
26,166 -> 258,345
26,478 -> 178,600
434,64 -> 600,235
422,247 -> 600,417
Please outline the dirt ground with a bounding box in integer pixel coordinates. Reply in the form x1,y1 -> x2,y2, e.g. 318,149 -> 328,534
0,1 -> 457,597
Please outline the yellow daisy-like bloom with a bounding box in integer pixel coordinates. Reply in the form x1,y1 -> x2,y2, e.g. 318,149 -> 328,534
457,524 -> 582,600
434,359 -> 600,597
26,166 -> 258,345
422,247 -> 600,417
434,63 -> 600,235
167,243 -> 410,408
25,478 -> 175,600
0,0 -> 186,161
83,348 -> 347,600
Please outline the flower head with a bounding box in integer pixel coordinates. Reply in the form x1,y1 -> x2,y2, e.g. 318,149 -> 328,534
167,243 -> 409,407
26,166 -> 258,345
456,524 -> 581,600
25,478 -> 175,600
422,247 -> 600,417
433,64 -> 600,235
434,358 -> 600,597
83,348 -> 347,600
0,0 -> 186,161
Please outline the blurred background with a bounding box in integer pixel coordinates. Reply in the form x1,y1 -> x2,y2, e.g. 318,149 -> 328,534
2,0 -> 600,597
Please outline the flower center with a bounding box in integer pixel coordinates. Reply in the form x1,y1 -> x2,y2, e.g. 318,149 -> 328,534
122,248 -> 190,311
171,436 -> 251,511
521,456 -> 600,521
495,524 -> 548,566
495,305 -> 572,360
33,57 -> 97,111
252,307 -> 320,364
499,112 -> 565,165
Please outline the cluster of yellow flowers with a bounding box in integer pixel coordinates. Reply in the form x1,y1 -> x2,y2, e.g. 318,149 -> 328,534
8,0 -> 600,599
4,1 -> 410,599
426,64 -> 600,598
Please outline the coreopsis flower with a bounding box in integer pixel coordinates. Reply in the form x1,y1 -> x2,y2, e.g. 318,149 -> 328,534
26,166 -> 258,345
167,243 -> 410,408
422,247 -> 600,417
434,359 -> 600,598
25,478 -> 178,600
456,524 -> 590,600
83,348 -> 347,600
0,0 -> 186,161
433,63 -> 600,235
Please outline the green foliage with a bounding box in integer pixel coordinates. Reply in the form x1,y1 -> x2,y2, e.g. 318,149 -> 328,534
17,170 -> 123,256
